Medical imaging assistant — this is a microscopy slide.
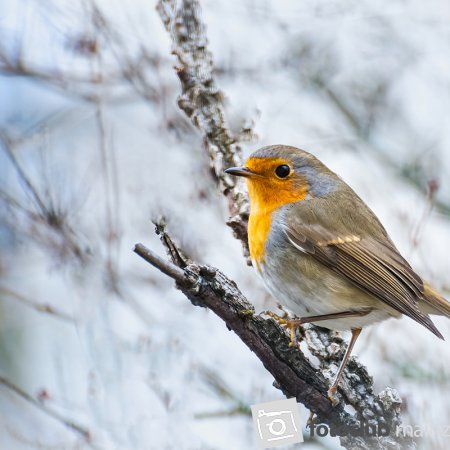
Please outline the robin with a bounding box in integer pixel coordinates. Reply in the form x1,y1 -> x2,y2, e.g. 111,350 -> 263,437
225,145 -> 450,403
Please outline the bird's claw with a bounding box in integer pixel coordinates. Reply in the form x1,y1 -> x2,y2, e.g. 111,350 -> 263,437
263,311 -> 303,347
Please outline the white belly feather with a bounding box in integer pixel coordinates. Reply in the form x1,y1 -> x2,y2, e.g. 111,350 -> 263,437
256,258 -> 397,331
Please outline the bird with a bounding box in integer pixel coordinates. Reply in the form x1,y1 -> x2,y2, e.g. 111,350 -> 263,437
224,144 -> 450,404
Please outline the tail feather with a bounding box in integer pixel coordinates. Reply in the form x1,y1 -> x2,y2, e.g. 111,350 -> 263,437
421,282 -> 450,318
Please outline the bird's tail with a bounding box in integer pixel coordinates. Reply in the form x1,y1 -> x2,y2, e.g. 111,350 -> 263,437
421,282 -> 450,317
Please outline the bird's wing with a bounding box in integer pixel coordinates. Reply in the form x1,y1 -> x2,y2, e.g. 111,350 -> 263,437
284,220 -> 443,339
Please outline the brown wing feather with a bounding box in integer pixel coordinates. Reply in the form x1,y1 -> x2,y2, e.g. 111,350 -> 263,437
285,224 -> 444,339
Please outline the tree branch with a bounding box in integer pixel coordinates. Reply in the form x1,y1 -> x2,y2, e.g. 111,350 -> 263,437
157,0 -> 250,259
134,237 -> 412,449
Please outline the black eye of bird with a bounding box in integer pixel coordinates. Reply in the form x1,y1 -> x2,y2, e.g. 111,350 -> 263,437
275,164 -> 290,178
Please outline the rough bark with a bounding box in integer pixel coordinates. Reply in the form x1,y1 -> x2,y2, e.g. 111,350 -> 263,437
157,0 -> 250,260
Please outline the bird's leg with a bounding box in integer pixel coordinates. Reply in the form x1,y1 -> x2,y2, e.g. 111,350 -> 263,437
286,310 -> 370,346
327,327 -> 362,406
296,309 -> 372,325
264,309 -> 370,348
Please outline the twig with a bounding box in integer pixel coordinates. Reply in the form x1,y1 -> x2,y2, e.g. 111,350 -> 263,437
0,376 -> 99,449
0,132 -> 85,261
195,365 -> 251,418
0,287 -> 74,323
94,100 -> 121,291
0,132 -> 49,217
410,180 -> 438,248
134,243 -> 186,282
312,77 -> 450,217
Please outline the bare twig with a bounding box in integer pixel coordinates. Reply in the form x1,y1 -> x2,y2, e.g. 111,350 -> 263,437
0,287 -> 74,323
312,77 -> 450,217
410,179 -> 438,248
0,132 -> 85,261
195,365 -> 251,419
0,376 -> 99,449
0,53 -> 122,102
0,132 -> 49,218
134,243 -> 185,282
94,101 -> 121,291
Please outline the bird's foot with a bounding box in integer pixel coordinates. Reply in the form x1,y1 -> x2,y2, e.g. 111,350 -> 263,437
264,310 -> 288,325
263,311 -> 303,347
276,303 -> 290,319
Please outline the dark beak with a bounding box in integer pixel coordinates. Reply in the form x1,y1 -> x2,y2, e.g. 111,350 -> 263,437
224,166 -> 255,178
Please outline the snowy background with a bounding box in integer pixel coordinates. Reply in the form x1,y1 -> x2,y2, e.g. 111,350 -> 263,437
1,0 -> 450,449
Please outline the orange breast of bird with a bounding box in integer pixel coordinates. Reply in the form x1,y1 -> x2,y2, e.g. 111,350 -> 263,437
245,158 -> 309,269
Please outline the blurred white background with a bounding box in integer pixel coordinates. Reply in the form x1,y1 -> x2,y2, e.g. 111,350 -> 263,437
1,0 -> 450,449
